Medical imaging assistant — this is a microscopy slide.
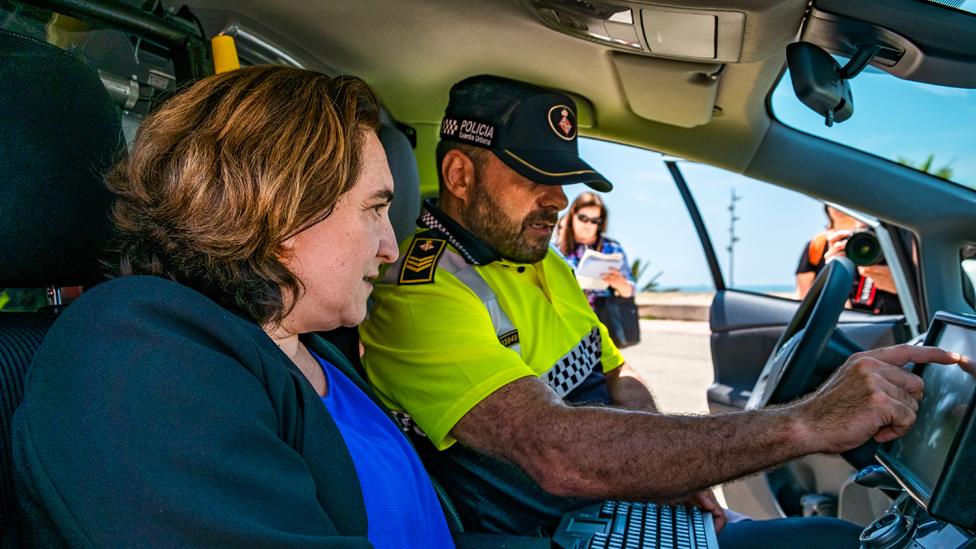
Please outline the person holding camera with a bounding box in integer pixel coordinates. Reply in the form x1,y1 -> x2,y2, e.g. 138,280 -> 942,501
795,205 -> 901,314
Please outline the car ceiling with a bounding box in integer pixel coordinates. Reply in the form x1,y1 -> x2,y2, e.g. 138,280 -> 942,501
163,0 -> 976,316
184,0 -> 809,174
181,1 -> 976,260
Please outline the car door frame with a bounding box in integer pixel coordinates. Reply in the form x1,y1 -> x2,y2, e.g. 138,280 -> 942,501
663,158 -> 916,521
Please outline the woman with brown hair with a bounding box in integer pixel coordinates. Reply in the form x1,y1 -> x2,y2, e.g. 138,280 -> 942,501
12,66 -> 454,547
558,191 -> 636,307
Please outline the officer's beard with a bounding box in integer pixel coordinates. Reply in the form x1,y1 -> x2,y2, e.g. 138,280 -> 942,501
462,181 -> 557,264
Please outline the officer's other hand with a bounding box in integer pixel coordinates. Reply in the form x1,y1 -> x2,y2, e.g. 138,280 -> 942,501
792,345 -> 974,454
669,489 -> 726,533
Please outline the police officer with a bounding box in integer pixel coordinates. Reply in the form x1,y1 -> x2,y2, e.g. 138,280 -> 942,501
359,75 -> 952,546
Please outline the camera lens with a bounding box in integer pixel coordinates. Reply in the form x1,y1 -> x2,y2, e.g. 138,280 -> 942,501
845,230 -> 883,266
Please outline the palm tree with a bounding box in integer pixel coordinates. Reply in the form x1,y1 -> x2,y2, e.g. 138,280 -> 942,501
897,154 -> 954,180
630,257 -> 664,292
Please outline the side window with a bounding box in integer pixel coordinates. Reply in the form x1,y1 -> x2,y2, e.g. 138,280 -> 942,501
0,289 -> 48,312
683,164 -> 827,299
572,140 -> 873,305
1,1 -> 179,145
569,140 -> 714,299
685,164 -> 904,315
962,244 -> 976,311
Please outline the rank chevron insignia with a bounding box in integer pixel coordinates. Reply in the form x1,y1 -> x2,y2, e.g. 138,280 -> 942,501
404,255 -> 437,272
398,236 -> 447,285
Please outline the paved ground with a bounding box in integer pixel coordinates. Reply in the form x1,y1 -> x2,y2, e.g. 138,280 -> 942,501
621,319 -> 713,415
618,319 -> 730,506
636,292 -> 716,307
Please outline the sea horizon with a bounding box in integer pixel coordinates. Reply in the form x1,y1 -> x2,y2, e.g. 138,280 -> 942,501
653,283 -> 794,294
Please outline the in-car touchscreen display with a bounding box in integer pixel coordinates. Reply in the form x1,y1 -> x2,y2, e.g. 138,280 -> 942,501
878,313 -> 976,514
881,322 -> 976,502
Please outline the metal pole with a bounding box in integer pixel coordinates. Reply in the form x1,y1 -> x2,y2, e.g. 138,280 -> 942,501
727,188 -> 741,288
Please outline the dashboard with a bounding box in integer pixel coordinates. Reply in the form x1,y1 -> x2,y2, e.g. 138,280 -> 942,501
859,312 -> 976,549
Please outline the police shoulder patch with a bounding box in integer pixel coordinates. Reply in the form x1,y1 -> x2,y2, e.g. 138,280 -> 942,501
398,235 -> 447,285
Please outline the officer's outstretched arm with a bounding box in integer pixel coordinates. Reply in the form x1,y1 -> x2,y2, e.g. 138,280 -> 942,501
451,344 -> 963,501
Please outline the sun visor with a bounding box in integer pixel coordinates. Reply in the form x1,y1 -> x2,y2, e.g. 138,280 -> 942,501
612,52 -> 721,128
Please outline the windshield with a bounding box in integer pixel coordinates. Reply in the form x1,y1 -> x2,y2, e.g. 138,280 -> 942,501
770,66 -> 976,190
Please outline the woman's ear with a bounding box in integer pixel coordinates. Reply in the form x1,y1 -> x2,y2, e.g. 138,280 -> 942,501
277,236 -> 296,262
441,149 -> 477,204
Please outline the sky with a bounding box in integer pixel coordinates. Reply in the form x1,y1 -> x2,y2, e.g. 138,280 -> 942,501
573,69 -> 976,292
956,0 -> 976,14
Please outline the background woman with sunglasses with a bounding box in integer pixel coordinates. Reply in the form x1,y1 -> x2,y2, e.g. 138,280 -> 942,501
557,192 -> 636,310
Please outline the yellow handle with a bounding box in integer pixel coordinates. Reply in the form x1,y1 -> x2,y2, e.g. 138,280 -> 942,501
211,34 -> 240,74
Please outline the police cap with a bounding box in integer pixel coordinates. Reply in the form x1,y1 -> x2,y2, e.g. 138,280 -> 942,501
439,75 -> 612,192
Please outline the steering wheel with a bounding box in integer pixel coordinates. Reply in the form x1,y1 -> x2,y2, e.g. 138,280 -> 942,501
746,257 -> 858,410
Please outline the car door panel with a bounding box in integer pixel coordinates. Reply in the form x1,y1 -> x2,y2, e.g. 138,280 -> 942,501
707,289 -> 906,413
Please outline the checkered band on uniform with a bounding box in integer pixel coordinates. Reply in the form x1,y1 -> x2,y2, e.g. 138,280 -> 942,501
541,327 -> 602,397
392,410 -> 428,438
389,328 -> 602,438
419,211 -> 480,265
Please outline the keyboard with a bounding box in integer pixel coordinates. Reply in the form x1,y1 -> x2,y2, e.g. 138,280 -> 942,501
552,500 -> 720,549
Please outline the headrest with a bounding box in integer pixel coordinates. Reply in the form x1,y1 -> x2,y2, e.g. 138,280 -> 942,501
378,124 -> 422,244
0,31 -> 123,288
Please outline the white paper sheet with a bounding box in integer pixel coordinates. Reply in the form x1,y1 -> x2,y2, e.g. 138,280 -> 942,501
575,249 -> 624,291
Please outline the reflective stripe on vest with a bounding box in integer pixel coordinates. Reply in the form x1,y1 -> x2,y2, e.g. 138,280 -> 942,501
438,249 -> 522,356
439,249 -> 601,397
378,246 -> 522,356
379,244 -> 600,397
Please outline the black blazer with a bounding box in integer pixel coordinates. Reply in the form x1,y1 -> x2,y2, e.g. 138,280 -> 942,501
12,275 -> 385,547
12,276 -> 547,548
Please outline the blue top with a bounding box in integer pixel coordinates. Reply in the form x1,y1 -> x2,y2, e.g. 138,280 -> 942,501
311,351 -> 454,549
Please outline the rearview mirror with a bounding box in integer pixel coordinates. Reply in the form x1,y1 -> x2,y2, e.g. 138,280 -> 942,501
786,42 -> 853,127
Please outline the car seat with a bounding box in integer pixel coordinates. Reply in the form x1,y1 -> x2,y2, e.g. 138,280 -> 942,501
317,122 -> 421,373
380,122 -> 422,245
0,29 -> 123,541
